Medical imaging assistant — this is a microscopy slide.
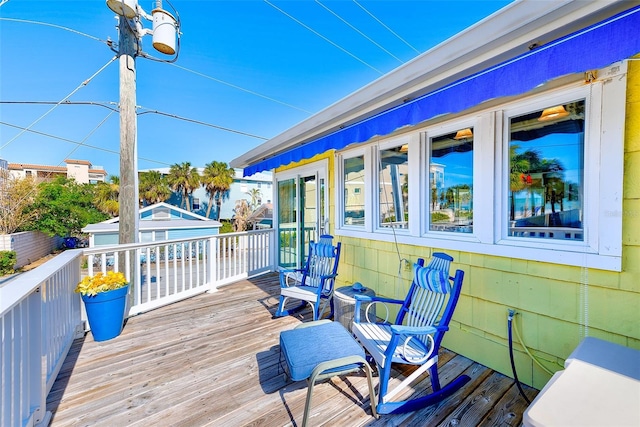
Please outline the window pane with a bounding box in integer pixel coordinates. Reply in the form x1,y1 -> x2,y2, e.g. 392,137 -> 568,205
344,156 -> 365,226
429,128 -> 474,233
508,100 -> 584,241
277,178 -> 297,268
379,146 -> 408,229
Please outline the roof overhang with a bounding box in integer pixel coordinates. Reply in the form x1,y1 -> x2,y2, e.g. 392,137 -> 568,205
230,0 -> 640,175
82,219 -> 222,234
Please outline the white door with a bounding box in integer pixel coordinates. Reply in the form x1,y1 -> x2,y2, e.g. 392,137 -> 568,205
275,162 -> 328,269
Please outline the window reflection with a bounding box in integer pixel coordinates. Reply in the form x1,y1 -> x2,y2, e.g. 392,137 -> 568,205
379,146 -> 409,229
343,156 -> 365,226
508,100 -> 584,241
429,128 -> 474,233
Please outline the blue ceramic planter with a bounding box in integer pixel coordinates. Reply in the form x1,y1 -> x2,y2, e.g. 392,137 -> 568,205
82,285 -> 129,342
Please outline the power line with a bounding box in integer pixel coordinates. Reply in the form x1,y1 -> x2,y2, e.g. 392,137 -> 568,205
0,121 -> 171,167
352,0 -> 420,54
264,0 -> 384,75
315,0 -> 404,64
1,100 -> 120,113
137,108 -> 269,140
1,100 -> 270,140
0,57 -> 117,152
0,17 -> 109,45
168,63 -> 313,114
60,111 -> 116,161
4,112 -> 140,212
2,17 -> 314,115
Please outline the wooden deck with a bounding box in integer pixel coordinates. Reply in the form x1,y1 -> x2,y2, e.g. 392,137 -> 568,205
47,274 -> 538,426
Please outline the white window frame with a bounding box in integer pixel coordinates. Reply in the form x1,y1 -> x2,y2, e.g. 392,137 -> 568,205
333,62 -> 625,271
274,160 -> 329,241
421,115 -> 490,242
492,70 -> 624,270
374,134 -> 414,235
336,146 -> 371,231
499,89 -> 591,249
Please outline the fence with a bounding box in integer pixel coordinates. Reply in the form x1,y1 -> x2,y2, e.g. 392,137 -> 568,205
0,229 -> 275,427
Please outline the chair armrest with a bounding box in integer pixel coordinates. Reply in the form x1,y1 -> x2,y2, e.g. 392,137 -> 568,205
389,325 -> 438,336
354,295 -> 404,305
279,269 -> 305,288
354,296 -> 404,323
354,295 -> 404,310
385,325 -> 439,364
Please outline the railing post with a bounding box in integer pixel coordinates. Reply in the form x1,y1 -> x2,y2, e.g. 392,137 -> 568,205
208,236 -> 217,292
29,288 -> 47,426
270,228 -> 277,271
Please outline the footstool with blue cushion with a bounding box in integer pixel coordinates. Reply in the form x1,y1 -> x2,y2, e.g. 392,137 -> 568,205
279,319 -> 377,426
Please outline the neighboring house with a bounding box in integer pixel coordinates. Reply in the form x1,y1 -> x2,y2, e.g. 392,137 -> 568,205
247,202 -> 273,229
142,168 -> 273,220
7,159 -> 108,183
82,202 -> 221,247
231,1 -> 640,390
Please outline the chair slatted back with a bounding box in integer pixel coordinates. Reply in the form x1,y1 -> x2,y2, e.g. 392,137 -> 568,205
398,253 -> 453,349
301,237 -> 341,294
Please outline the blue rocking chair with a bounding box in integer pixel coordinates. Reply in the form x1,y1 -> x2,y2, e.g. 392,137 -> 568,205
352,252 -> 470,414
274,235 -> 341,321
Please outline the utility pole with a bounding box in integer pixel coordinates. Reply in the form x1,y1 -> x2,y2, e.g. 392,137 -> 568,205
117,15 -> 139,247
106,0 -> 178,255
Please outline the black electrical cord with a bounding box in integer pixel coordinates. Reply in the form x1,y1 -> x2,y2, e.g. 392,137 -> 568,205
508,311 -> 532,405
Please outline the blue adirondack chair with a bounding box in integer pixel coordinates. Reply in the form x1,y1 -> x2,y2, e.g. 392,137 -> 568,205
352,252 -> 470,414
274,235 -> 341,321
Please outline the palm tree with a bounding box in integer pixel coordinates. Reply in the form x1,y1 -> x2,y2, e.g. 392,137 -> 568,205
233,199 -> 252,231
247,188 -> 262,210
167,162 -> 200,212
509,145 -> 531,221
510,145 -> 568,219
201,161 -> 235,219
139,170 -> 171,206
94,175 -> 120,217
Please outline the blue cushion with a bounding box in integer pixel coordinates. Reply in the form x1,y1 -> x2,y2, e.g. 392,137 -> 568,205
280,321 -> 365,381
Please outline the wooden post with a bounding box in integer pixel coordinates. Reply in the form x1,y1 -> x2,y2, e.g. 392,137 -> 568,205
118,15 -> 139,247
117,16 -> 139,310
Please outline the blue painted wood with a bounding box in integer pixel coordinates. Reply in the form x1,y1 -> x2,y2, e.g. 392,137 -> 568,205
352,253 -> 470,414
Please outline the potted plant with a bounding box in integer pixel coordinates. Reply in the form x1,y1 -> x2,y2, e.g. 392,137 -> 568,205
75,271 -> 129,342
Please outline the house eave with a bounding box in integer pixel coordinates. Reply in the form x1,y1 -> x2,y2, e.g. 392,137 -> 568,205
230,0 -> 637,170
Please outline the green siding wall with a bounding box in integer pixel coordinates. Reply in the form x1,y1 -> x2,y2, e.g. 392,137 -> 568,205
334,62 -> 640,391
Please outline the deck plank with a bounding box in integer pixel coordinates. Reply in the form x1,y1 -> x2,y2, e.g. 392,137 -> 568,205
47,273 -> 537,426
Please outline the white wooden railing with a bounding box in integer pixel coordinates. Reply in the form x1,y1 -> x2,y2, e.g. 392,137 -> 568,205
0,229 -> 275,427
0,250 -> 84,427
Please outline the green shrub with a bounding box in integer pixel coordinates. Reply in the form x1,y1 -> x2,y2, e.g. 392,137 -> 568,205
280,231 -> 296,248
0,250 -> 17,276
219,220 -> 234,234
431,212 -> 450,222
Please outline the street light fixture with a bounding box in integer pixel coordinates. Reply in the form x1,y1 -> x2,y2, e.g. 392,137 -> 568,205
106,0 -> 180,59
106,0 -> 138,19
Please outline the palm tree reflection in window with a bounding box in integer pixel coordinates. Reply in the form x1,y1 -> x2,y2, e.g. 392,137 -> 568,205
508,100 -> 584,240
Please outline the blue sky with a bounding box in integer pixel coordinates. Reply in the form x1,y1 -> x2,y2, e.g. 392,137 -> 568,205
0,0 -> 511,177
